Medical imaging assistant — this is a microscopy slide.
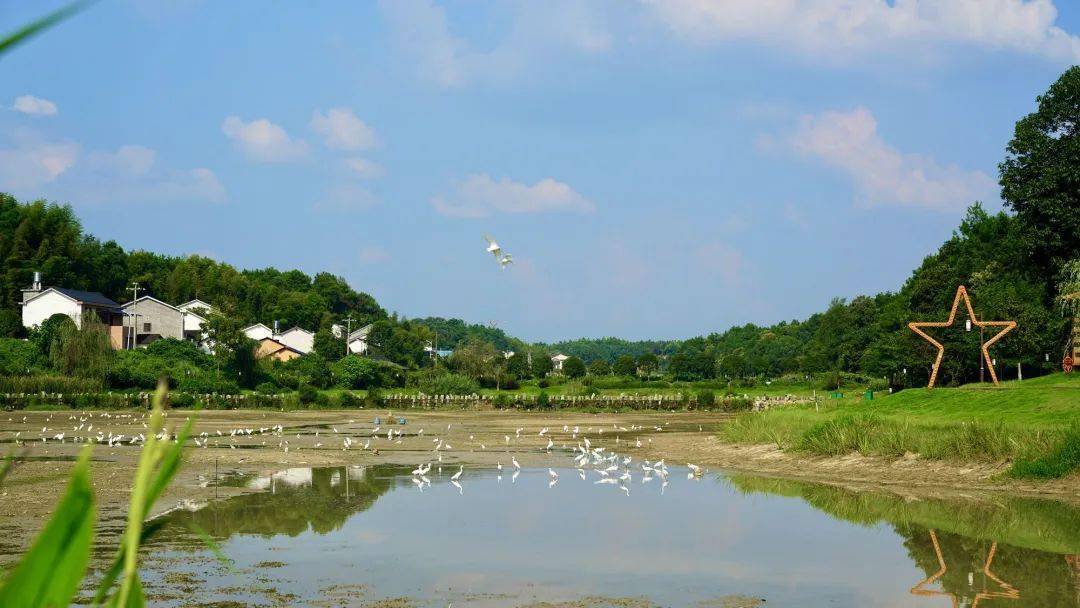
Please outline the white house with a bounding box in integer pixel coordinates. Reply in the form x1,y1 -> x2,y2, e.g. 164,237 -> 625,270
177,299 -> 213,337
21,277 -> 125,349
551,353 -> 570,371
242,323 -> 274,341
278,327 -> 314,354
347,324 -> 374,355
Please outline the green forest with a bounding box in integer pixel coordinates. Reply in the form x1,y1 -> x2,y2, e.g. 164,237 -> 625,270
1,68 -> 1079,394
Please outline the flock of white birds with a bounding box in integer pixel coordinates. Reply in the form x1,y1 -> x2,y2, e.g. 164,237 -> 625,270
5,411 -> 708,500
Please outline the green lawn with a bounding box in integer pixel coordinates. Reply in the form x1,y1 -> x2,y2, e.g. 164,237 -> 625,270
719,373 -> 1080,478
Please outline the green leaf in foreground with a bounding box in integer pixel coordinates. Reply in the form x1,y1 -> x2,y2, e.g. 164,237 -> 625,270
0,446 -> 95,608
0,1 -> 92,57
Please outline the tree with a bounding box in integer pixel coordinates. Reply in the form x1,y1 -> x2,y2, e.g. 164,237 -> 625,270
637,353 -> 659,376
531,351 -> 554,377
506,351 -> 530,379
563,356 -> 586,378
203,308 -> 258,388
612,354 -> 636,377
50,313 -> 113,382
1000,67 -> 1080,271
587,359 -> 611,376
313,328 -> 344,361
448,338 -> 502,382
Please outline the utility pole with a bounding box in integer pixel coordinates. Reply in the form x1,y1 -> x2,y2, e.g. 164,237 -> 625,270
343,316 -> 355,358
127,282 -> 141,349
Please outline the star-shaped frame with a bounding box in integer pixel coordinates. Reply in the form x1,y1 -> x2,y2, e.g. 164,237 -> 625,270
908,285 -> 1016,388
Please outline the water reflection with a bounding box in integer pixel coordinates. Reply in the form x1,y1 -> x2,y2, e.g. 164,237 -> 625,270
142,466 -> 1080,607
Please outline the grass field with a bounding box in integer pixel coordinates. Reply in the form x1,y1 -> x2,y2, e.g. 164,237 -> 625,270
719,372 -> 1080,479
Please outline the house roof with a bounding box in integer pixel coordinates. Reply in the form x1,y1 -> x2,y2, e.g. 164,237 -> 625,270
121,295 -> 182,312
24,287 -> 120,309
243,323 -> 272,333
347,324 -> 374,343
177,299 -> 213,312
281,327 -> 313,337
551,354 -> 570,361
257,337 -> 304,355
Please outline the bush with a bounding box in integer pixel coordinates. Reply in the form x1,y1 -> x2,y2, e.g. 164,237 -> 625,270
536,391 -> 551,409
176,374 -> 240,394
697,389 -> 715,407
365,387 -> 383,408
0,374 -> 102,393
497,373 -> 520,390
255,381 -> 281,394
298,383 -> 319,404
144,338 -> 213,368
0,338 -> 44,375
416,372 -> 479,396
537,378 -> 550,388
337,391 -> 363,408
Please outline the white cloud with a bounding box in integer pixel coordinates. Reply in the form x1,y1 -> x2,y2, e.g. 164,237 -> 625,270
786,106 -> 996,210
378,0 -> 613,88
342,157 -> 386,179
313,184 -> 381,213
13,95 -> 58,116
76,145 -> 226,204
0,132 -> 78,190
222,115 -> 308,162
311,108 -> 378,151
642,0 -> 1080,63
430,174 -> 595,218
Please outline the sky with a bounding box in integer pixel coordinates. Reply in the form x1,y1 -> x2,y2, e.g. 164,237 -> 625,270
2,1 -> 1079,342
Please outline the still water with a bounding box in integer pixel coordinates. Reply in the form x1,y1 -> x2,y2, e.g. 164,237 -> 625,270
137,464 -> 1080,607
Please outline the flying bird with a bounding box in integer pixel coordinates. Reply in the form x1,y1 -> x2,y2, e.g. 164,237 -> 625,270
484,235 -> 501,257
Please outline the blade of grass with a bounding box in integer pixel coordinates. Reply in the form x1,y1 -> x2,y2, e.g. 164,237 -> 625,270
0,446 -> 95,608
97,379 -> 195,608
0,1 -> 92,57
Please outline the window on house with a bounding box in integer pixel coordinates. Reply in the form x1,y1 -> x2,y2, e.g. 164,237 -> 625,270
143,322 -> 152,333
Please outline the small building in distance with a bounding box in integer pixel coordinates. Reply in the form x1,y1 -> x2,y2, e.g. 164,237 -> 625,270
333,323 -> 374,355
242,323 -> 275,342
551,353 -> 569,371
255,337 -> 304,362
121,296 -> 212,348
278,327 -> 314,355
21,273 -> 125,349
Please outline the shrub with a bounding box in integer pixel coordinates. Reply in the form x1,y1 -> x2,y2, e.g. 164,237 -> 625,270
255,382 -> 281,394
697,389 -> 715,407
537,378 -> 550,388
0,338 -> 44,375
332,356 -> 380,389
417,372 -> 479,396
536,391 -> 551,409
496,374 -> 520,390
337,391 -> 363,408
176,374 -> 240,394
563,356 -> 586,378
143,338 -> 213,368
298,383 -> 319,405
365,387 -> 383,408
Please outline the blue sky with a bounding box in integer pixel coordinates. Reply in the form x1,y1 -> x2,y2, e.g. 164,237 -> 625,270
3,1 -> 1079,341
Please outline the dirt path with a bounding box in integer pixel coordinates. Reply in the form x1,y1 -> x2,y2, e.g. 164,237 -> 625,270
1,407 -> 1078,566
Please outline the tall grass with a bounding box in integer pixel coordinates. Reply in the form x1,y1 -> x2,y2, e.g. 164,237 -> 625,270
0,379 -> 192,607
1009,426 -> 1080,479
721,407 -> 1076,478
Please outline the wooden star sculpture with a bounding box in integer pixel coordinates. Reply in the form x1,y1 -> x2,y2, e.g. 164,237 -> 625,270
908,285 -> 1016,388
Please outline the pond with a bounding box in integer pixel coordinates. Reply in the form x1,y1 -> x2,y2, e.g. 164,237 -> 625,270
133,463 -> 1080,607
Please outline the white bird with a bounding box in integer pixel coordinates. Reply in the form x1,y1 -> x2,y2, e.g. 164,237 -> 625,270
687,463 -> 703,477
499,254 -> 513,269
484,235 -> 502,257
512,456 -> 521,470
451,465 -> 463,481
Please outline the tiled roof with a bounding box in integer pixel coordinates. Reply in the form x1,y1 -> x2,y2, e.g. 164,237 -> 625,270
52,288 -> 120,308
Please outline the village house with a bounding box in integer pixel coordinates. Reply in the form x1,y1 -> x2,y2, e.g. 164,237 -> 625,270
21,273 -> 125,349
122,296 -> 211,347
278,327 -> 314,354
242,323 -> 275,342
333,322 -> 374,355
254,337 -> 304,362
551,353 -> 569,371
